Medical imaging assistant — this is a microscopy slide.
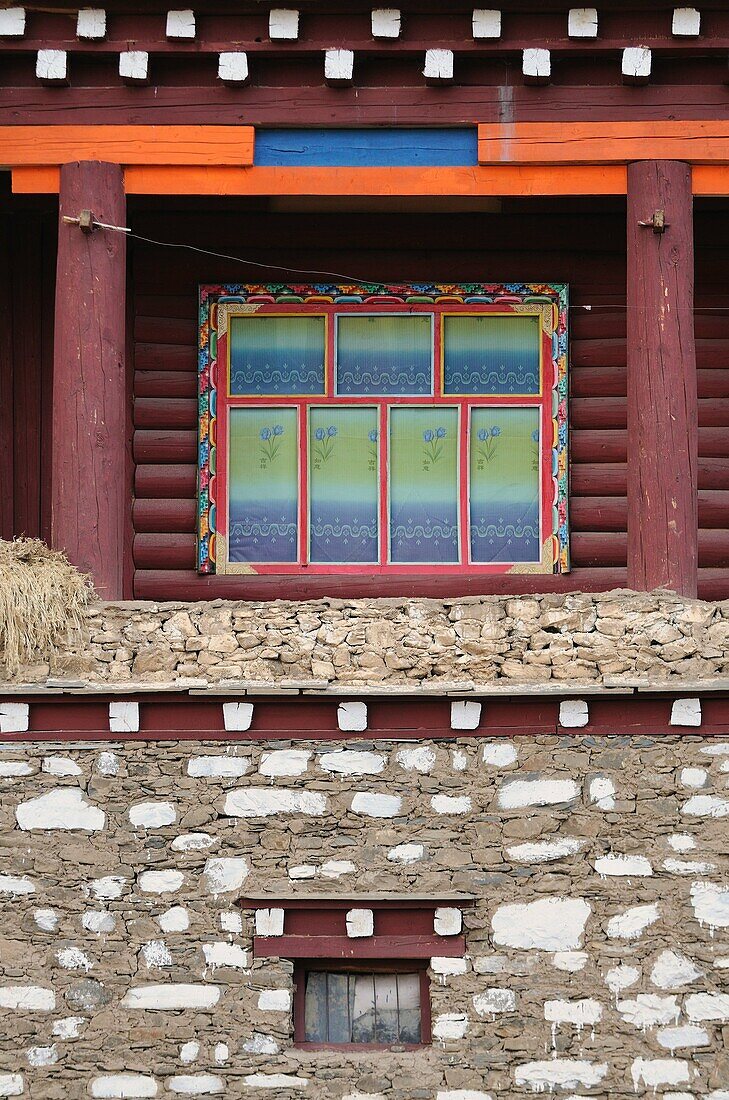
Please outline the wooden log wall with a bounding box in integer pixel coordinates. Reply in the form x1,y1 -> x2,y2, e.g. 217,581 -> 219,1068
129,199 -> 729,601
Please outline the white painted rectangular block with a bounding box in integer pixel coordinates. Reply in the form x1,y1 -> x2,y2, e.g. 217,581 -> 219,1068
472,9 -> 501,38
0,8 -> 25,36
622,46 -> 651,81
0,703 -> 29,734
260,749 -> 310,776
109,701 -> 139,733
166,9 -> 195,39
672,7 -> 700,36
325,49 -> 354,84
16,788 -> 105,832
346,908 -> 374,938
77,9 -> 106,39
559,699 -> 589,727
568,8 -> 598,37
269,8 -> 299,40
168,1078 -> 224,1097
224,788 -> 327,817
203,856 -> 250,895
188,755 -> 249,777
218,51 -> 250,84
255,908 -> 285,936
91,1075 -> 157,1098
36,49 -> 67,82
220,911 -> 243,933
0,986 -> 55,1011
670,697 -> 701,727
222,701 -> 254,730
423,48 -> 453,82
434,907 -> 462,936
451,700 -> 481,730
371,8 -> 400,38
119,51 -> 149,82
337,700 -> 368,730
257,988 -> 291,1011
0,1075 -> 23,1097
121,984 -> 220,1010
522,48 -> 550,80
202,942 -> 249,969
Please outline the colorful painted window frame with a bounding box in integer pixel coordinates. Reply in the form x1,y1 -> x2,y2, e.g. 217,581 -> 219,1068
197,282 -> 569,576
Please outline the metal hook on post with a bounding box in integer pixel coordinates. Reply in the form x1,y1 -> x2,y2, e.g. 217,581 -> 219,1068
638,209 -> 669,234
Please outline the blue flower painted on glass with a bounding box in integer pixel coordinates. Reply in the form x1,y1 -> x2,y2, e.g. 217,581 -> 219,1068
422,427 -> 447,466
476,424 -> 502,464
327,425 -> 337,438
477,428 -> 488,443
436,427 -> 446,439
259,424 -> 284,466
367,426 -> 378,468
531,428 -> 540,443
368,429 -> 378,443
423,430 -> 434,443
490,426 -> 501,437
315,427 -> 326,441
313,424 -> 337,464
260,427 -> 271,441
273,424 -> 284,436
531,426 -> 540,471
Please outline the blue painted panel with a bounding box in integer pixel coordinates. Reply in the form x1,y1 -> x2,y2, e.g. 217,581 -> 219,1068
254,128 -> 477,167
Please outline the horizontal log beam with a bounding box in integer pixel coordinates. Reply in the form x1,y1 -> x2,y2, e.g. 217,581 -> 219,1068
2,125 -> 254,166
479,121 -> 729,165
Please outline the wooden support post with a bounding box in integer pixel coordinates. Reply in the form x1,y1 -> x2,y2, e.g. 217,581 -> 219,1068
627,160 -> 697,596
51,161 -> 127,598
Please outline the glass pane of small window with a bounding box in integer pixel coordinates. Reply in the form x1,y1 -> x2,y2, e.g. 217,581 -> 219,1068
304,971 -> 422,1045
443,313 -> 541,395
303,972 -> 328,1042
228,407 -> 298,563
389,407 -> 459,564
309,407 -> 379,564
397,973 -> 422,1043
336,314 -> 433,395
229,314 -> 326,395
351,973 -> 376,1043
470,407 -> 541,564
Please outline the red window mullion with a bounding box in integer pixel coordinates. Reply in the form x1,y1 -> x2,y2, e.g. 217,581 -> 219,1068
459,402 -> 470,566
299,402 -> 309,565
378,402 -> 388,566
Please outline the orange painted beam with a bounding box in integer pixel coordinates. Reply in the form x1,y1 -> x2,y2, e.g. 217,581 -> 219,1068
693,165 -> 729,196
1,125 -> 254,166
478,120 -> 729,165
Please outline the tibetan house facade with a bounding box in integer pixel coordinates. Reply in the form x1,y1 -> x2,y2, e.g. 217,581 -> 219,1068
2,2 -> 729,1098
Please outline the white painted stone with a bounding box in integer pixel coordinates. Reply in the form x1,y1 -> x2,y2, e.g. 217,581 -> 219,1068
337,701 -> 368,731
138,870 -> 184,894
0,9 -> 25,37
243,1076 -> 307,1091
431,794 -> 471,814
670,697 -> 702,726
606,902 -> 660,939
325,49 -> 354,83
346,908 -> 374,938
680,766 -> 707,787
451,749 -> 468,771
122,985 -> 220,1010
0,987 -> 55,1011
83,912 -> 116,934
589,776 -> 616,809
507,837 -> 584,864
451,700 -> 481,730
255,908 -> 285,936
433,1012 -> 468,1040
77,9 -> 106,39
622,46 -> 652,80
257,989 -> 291,1011
436,1092 -> 493,1100
396,745 -> 436,772
288,864 -> 316,879
218,52 -> 249,84
482,743 -> 517,767
603,964 -> 640,994
657,1024 -> 709,1051
224,788 -> 327,817
157,907 -> 189,933
168,1075 -> 224,1095
434,907 -> 462,936
514,1060 -> 607,1091
668,833 -> 696,851
320,750 -> 384,775
88,875 -> 125,900
42,755 -> 82,777
430,957 -> 468,977
544,999 -> 602,1029
142,941 -> 172,968
90,1076 -> 158,1098
16,788 -> 105,832
498,778 -> 578,809
552,951 -> 588,972
222,702 -> 254,730
594,853 -> 652,877
172,833 -> 215,852
130,801 -> 176,828
617,994 -> 680,1029
213,1043 -> 228,1064
320,859 -> 356,879
472,988 -> 515,1016
188,755 -> 249,778
166,10 -> 195,38
630,1059 -> 689,1090
26,1046 -> 57,1067
57,947 -> 93,971
33,909 -> 58,931
423,49 -> 453,82
684,992 -> 729,1021
472,9 -> 501,38
690,881 -> 729,930
179,1042 -> 199,1064
351,792 -> 401,817
664,857 -> 716,874
568,7 -> 598,36
672,7 -> 700,35
259,750 -> 310,777
492,897 -> 591,951
0,875 -> 34,895
558,699 -> 588,727
0,703 -> 29,733
242,1035 -> 279,1054
700,741 -> 729,754
682,794 -> 729,817
96,751 -> 119,776
268,9 -> 299,40
52,1016 -> 84,1038
0,761 -> 33,777
387,842 -> 425,864
109,701 -> 139,732
202,942 -> 249,970
371,9 -> 400,38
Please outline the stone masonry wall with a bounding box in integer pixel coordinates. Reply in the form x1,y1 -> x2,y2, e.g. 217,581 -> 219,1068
0,734 -> 727,1098
5,591 -> 729,689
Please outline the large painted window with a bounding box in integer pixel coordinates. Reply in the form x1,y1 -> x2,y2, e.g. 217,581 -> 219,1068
198,283 -> 568,576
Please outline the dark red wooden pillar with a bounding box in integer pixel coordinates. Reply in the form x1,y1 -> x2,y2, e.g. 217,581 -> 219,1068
51,161 -> 127,599
626,160 -> 698,597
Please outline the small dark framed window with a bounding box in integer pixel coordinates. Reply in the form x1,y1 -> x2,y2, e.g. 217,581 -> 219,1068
293,962 -> 431,1049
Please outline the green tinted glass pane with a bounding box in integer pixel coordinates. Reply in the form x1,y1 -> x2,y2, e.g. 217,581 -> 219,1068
229,314 -> 325,395
470,407 -> 540,563
389,407 -> 459,564
443,313 -> 541,394
309,407 -> 379,564
336,314 -> 433,395
228,407 -> 298,563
